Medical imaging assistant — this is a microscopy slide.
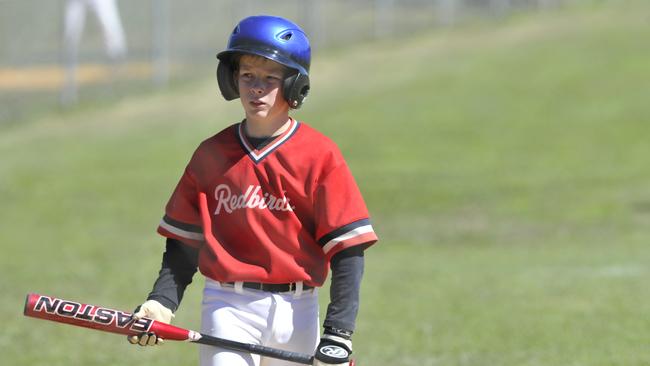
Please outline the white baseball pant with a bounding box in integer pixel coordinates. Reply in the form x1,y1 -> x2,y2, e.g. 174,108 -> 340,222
200,279 -> 320,366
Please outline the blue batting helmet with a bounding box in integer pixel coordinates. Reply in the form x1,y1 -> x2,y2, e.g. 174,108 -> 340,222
216,15 -> 311,109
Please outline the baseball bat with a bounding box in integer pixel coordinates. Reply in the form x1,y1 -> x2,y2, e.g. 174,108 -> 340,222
23,293 -> 315,365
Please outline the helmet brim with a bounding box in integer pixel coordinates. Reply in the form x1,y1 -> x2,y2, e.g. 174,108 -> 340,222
217,47 -> 309,76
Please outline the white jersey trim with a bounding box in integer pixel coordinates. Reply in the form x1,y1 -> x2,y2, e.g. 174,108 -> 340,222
322,224 -> 374,254
159,219 -> 204,241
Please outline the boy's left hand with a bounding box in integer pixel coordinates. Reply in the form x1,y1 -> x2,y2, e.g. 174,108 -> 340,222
313,333 -> 353,366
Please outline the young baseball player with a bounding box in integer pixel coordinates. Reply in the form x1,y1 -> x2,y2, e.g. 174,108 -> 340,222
127,15 -> 378,366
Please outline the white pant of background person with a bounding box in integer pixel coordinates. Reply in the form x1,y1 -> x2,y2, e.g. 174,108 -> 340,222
200,279 -> 320,366
63,0 -> 127,60
62,0 -> 127,104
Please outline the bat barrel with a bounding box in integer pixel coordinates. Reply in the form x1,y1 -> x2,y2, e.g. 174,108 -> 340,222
23,293 -> 191,340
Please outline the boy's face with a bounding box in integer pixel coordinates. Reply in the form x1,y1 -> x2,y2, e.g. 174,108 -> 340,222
236,55 -> 290,122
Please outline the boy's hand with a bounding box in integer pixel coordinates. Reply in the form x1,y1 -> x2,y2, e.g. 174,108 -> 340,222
126,300 -> 174,346
313,333 -> 352,366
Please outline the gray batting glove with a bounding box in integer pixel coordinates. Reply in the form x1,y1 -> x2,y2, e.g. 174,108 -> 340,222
126,299 -> 174,346
313,333 -> 353,366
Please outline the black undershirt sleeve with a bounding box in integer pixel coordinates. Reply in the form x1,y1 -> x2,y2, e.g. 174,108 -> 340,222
322,244 -> 369,335
146,238 -> 199,312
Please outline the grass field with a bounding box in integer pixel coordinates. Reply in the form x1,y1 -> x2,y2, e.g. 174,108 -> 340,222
2,1 -> 650,365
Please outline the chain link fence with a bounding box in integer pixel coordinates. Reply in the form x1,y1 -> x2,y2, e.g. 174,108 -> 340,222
0,0 -> 567,122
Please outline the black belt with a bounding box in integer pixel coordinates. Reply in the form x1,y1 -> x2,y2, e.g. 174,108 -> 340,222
224,282 -> 313,293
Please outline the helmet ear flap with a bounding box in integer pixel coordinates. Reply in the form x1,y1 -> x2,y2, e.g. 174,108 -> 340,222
216,60 -> 239,100
283,73 -> 310,109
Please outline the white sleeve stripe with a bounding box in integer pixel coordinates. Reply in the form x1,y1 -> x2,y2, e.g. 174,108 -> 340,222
159,220 -> 204,241
322,225 -> 374,254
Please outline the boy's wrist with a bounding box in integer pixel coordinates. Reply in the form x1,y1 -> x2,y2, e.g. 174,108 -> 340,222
323,326 -> 353,340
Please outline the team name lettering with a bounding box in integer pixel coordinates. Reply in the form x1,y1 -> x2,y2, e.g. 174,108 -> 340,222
213,184 -> 295,215
33,296 -> 153,332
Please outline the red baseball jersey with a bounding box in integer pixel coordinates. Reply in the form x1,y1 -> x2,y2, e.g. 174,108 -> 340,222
157,118 -> 377,286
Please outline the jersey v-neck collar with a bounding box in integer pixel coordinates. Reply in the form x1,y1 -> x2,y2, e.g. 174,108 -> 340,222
237,118 -> 300,163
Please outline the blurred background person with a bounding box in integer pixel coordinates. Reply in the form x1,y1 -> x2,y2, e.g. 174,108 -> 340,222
61,0 -> 127,105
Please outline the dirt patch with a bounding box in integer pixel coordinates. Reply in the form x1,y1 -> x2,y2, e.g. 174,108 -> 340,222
0,62 -> 153,91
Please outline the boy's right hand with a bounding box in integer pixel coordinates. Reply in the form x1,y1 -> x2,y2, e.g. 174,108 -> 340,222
126,300 -> 174,346
313,334 -> 353,366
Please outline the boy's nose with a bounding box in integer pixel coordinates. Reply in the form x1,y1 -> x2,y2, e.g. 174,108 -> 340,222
251,79 -> 264,94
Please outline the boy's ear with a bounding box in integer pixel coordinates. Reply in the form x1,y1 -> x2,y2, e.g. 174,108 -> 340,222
283,73 -> 310,109
216,60 -> 239,100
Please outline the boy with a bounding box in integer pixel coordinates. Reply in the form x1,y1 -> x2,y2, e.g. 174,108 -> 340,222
128,15 -> 378,366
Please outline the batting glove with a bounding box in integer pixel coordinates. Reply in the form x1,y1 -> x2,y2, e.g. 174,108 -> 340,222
126,300 -> 174,346
313,333 -> 353,366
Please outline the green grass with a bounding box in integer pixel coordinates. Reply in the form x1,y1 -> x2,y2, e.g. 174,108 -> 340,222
2,1 -> 650,365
